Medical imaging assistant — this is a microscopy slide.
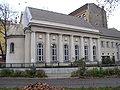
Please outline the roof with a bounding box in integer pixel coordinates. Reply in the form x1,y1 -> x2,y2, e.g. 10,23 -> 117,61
97,27 -> 120,38
69,3 -> 88,15
28,7 -> 97,30
7,24 -> 24,36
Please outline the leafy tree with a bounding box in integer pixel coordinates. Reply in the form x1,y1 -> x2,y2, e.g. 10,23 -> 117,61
96,0 -> 120,17
0,3 -> 18,61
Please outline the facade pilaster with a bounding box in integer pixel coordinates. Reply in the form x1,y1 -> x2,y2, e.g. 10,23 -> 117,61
89,37 -> 93,61
70,35 -> 75,62
31,31 -> 36,63
97,39 -> 101,62
46,33 -> 50,63
25,30 -> 31,63
80,36 -> 84,58
59,34 -> 63,63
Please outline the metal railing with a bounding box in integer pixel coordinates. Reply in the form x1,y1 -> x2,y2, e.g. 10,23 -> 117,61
0,61 -> 120,68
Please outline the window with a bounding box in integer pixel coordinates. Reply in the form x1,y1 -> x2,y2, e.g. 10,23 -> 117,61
10,42 -> 14,53
93,46 -> 97,61
106,41 -> 109,48
84,46 -> 88,61
51,44 -> 57,62
111,42 -> 114,48
117,52 -> 119,60
101,41 -> 104,47
64,44 -> 69,61
37,43 -> 43,62
75,45 -> 79,60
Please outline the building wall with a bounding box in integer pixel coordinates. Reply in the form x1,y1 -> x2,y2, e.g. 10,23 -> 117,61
6,37 -> 25,63
89,3 -> 107,28
24,26 -> 100,64
100,38 -> 120,62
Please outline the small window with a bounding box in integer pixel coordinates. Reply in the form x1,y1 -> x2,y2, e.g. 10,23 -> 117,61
84,46 -> 88,61
10,42 -> 14,53
51,44 -> 57,62
101,41 -> 104,48
37,43 -> 44,62
106,41 -> 109,48
64,44 -> 69,61
93,46 -> 97,61
75,45 -> 79,60
111,42 -> 114,48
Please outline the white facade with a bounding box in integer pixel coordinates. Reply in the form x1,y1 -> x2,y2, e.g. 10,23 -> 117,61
6,6 -> 120,65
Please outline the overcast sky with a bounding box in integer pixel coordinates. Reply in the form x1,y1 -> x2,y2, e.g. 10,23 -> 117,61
1,0 -> 120,31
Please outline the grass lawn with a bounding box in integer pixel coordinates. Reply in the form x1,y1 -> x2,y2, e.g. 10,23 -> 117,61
64,86 -> 120,90
0,86 -> 120,90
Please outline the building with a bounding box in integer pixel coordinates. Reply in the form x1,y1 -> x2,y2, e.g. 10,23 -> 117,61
6,3 -> 120,65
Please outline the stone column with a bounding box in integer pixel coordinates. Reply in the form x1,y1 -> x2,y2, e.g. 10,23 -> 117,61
31,31 -> 36,63
59,34 -> 63,63
97,39 -> 101,62
25,30 -> 31,63
46,33 -> 50,63
80,36 -> 84,58
89,37 -> 93,62
70,35 -> 75,62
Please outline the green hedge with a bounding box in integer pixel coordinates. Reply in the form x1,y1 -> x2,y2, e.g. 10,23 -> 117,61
0,69 -> 47,78
71,67 -> 120,78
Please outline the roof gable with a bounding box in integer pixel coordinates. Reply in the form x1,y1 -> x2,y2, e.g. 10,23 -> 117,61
28,7 -> 96,30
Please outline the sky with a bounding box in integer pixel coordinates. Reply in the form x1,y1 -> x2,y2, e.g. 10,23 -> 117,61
1,0 -> 120,31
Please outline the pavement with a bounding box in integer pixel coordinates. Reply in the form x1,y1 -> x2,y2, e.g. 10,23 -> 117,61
0,77 -> 120,88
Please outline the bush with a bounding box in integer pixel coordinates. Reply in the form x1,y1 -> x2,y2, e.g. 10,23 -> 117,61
24,70 -> 36,77
0,69 -> 47,78
71,67 -> 120,78
0,69 -> 14,77
13,70 -> 25,77
35,70 -> 47,77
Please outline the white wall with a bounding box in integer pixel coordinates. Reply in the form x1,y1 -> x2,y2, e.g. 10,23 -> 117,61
6,37 -> 25,63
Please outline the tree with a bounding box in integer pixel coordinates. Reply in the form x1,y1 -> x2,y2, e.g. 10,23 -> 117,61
96,0 -> 120,17
0,3 -> 18,61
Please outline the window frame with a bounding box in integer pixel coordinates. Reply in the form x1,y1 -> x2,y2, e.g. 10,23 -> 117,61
84,45 -> 88,61
37,43 -> 44,62
64,44 -> 69,61
10,42 -> 14,53
51,44 -> 57,62
75,45 -> 79,60
93,46 -> 97,61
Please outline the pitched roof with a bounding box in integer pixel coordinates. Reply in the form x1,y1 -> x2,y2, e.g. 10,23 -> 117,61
97,27 -> 120,38
28,7 -> 97,30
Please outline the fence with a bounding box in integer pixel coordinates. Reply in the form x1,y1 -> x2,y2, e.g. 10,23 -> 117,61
0,61 -> 120,68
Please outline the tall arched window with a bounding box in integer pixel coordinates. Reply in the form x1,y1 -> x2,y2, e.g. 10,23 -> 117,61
37,43 -> 43,62
51,44 -> 57,62
10,42 -> 14,53
84,46 -> 88,61
75,45 -> 79,60
93,46 -> 97,61
64,44 -> 69,61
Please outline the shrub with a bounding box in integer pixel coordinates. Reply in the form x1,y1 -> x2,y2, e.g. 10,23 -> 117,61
0,69 -> 14,77
13,70 -> 25,77
71,67 -> 120,78
35,70 -> 47,77
0,69 -> 47,78
24,70 -> 36,77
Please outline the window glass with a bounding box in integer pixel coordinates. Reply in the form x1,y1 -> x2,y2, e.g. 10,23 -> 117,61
64,44 -> 69,61
51,44 -> 57,62
37,43 -> 43,62
10,42 -> 14,53
75,45 -> 79,60
84,46 -> 88,61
